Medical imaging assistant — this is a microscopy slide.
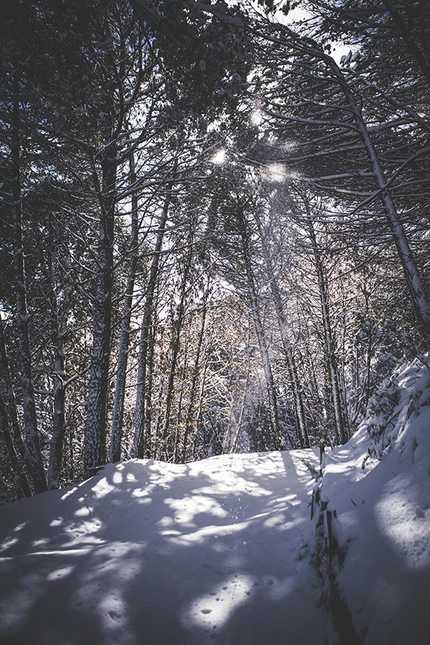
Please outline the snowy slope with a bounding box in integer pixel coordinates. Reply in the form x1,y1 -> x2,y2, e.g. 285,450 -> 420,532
0,356 -> 429,645
319,356 -> 430,645
0,450 -> 327,645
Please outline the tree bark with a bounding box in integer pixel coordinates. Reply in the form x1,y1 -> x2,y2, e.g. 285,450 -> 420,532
84,146 -> 117,478
133,197 -> 170,458
109,153 -> 139,463
11,72 -> 47,494
237,209 -> 282,450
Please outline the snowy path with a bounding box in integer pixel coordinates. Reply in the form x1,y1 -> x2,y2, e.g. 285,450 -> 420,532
0,450 -> 327,645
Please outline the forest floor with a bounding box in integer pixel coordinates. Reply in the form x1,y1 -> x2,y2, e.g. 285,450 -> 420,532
0,358 -> 429,645
0,450 -> 329,645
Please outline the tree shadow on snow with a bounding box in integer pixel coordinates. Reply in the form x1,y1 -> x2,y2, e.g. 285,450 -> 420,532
0,450 -> 327,645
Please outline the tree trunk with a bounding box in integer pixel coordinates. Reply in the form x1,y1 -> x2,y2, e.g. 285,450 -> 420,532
159,237 -> 194,460
264,26 -> 430,341
191,355 -> 209,460
341,76 -> 430,339
47,284 -> 71,489
133,197 -> 169,458
237,210 -> 282,450
307,215 -> 349,445
11,72 -> 47,494
300,35 -> 430,341
226,330 -> 251,454
84,146 -> 117,478
109,154 -> 139,463
181,283 -> 210,462
256,217 -> 310,448
0,317 -> 31,497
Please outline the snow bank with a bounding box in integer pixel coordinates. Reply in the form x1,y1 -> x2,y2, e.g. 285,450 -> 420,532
319,354 -> 430,645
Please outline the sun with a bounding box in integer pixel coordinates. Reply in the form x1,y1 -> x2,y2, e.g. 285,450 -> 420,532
211,148 -> 226,164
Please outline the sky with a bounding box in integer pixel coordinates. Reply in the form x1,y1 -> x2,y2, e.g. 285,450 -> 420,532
0,356 -> 429,645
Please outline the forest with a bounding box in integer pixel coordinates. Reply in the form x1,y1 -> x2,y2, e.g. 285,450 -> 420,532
1,0 -> 429,502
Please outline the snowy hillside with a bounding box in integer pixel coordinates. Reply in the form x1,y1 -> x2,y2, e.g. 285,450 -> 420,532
0,357 -> 429,645
317,355 -> 430,645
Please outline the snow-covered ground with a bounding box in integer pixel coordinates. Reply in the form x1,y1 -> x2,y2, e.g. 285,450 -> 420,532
319,356 -> 430,645
0,450 -> 326,645
0,357 -> 429,645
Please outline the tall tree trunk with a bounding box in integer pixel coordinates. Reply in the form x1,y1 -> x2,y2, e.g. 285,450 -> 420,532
256,217 -> 310,448
0,317 -> 31,497
191,355 -> 209,460
172,340 -> 188,463
237,210 -> 282,450
181,283 -> 210,462
84,146 -> 117,478
11,72 -> 47,494
226,326 -> 251,454
159,236 -> 194,460
143,320 -> 156,458
307,215 -> 348,445
47,283 -> 71,489
109,154 -> 139,463
133,197 -> 169,458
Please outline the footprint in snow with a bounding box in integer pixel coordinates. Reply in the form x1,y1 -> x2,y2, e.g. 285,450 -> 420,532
415,506 -> 425,518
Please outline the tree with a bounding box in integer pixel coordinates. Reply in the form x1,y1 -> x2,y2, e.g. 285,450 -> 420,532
252,12 -> 430,342
253,192 -> 310,448
0,23 -> 48,492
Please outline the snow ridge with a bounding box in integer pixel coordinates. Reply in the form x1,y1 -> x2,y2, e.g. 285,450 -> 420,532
313,353 -> 430,645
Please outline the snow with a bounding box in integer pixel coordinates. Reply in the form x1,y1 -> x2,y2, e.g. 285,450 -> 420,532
0,451 -> 326,645
0,357 -> 429,644
318,357 -> 430,645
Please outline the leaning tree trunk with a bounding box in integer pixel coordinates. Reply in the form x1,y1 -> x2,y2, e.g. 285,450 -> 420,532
84,146 -> 117,478
340,72 -> 430,339
295,33 -> 430,342
10,72 -> 47,494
